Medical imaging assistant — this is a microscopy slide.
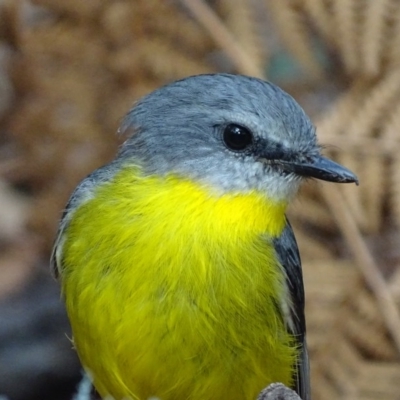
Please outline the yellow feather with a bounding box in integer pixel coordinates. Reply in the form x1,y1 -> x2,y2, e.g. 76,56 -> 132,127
61,165 -> 297,400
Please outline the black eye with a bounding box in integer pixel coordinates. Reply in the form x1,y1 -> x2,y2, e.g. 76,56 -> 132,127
223,124 -> 253,151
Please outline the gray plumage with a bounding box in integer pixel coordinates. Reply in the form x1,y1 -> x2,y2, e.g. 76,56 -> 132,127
118,74 -> 318,200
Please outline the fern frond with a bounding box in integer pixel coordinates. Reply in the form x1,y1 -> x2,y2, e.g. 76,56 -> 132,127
336,152 -> 366,229
386,4 -> 400,69
361,0 -> 394,76
265,0 -> 324,78
315,83 -> 366,229
301,0 -> 334,41
31,0 -> 102,20
330,72 -> 400,232
290,190 -> 336,231
361,154 -> 386,232
382,99 -> 400,226
315,81 -> 365,139
345,287 -> 398,360
145,0 -> 215,55
217,0 -> 267,69
134,37 -> 215,81
332,0 -> 360,73
294,231 -> 334,259
348,71 -> 400,138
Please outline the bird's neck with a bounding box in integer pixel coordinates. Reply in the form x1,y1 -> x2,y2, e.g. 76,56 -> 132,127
107,165 -> 289,240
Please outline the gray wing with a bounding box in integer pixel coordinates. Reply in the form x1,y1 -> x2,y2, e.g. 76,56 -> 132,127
273,219 -> 311,400
51,162 -> 119,278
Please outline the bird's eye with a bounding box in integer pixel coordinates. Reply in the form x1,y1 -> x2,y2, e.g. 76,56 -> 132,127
223,124 -> 253,151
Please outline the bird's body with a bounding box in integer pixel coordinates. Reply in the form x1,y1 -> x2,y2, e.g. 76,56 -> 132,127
62,166 -> 293,400
53,74 -> 357,400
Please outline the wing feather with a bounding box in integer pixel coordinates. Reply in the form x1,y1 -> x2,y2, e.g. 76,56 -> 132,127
273,219 -> 310,400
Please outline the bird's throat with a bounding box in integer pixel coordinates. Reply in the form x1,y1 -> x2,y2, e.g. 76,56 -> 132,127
100,165 -> 289,239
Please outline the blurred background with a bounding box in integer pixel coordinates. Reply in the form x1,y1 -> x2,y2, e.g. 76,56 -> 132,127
0,0 -> 400,399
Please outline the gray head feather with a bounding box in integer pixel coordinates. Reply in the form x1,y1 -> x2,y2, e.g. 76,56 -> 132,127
118,74 -> 317,200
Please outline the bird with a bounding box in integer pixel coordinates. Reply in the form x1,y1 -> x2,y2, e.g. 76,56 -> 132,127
51,74 -> 358,400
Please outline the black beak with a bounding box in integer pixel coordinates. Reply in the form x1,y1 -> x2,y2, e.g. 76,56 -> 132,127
274,156 -> 359,184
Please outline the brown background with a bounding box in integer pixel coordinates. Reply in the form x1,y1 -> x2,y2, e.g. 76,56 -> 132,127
0,1 -> 400,399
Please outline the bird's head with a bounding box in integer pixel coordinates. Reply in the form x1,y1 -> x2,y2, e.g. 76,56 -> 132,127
119,74 -> 358,202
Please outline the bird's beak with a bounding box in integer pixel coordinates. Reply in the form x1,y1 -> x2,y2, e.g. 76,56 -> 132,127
274,156 -> 359,184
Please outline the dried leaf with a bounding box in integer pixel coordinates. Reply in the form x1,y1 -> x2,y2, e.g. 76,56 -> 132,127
265,0 -> 324,79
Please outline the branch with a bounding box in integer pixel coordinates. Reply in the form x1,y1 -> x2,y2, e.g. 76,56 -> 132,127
321,184 -> 400,353
179,0 -> 264,78
257,383 -> 302,400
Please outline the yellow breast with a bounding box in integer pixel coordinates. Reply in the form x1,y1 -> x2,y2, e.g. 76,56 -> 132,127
61,165 -> 297,400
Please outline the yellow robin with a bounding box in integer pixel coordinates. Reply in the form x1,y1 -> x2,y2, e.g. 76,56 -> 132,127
52,74 -> 358,400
